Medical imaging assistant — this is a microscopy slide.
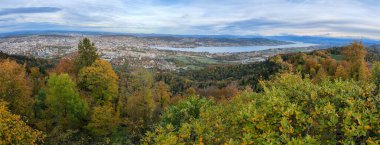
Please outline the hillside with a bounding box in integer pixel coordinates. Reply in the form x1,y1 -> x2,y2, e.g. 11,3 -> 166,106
1,39 -> 380,144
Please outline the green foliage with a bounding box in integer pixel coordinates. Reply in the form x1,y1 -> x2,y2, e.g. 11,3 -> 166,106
125,68 -> 156,120
157,60 -> 282,94
145,73 -> 380,144
74,38 -> 99,73
160,96 -> 213,129
123,68 -> 156,142
372,61 -> 380,87
78,59 -> 119,105
0,51 -> 55,74
34,88 -> 47,120
46,73 -> 88,129
86,104 -> 120,137
3,41 -> 380,144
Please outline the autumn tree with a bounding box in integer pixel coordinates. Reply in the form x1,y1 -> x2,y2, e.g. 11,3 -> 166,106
154,81 -> 171,108
53,58 -> 76,77
145,73 -> 380,144
0,101 -> 45,145
124,68 -> 156,142
125,68 -> 155,120
342,41 -> 370,81
322,57 -> 337,76
335,63 -> 349,80
0,59 -> 34,118
46,74 -> 88,130
78,59 -> 119,105
74,38 -> 99,73
313,67 -> 328,83
86,104 -> 120,137
185,87 -> 197,96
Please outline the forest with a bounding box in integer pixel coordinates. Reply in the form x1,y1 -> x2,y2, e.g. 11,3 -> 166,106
1,38 -> 380,144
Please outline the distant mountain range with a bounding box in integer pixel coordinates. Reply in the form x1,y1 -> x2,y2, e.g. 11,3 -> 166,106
1,30 -> 380,46
265,35 -> 380,46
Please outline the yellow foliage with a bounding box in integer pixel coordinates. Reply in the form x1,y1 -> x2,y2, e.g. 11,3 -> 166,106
0,101 -> 45,144
0,59 -> 34,118
79,59 -> 118,105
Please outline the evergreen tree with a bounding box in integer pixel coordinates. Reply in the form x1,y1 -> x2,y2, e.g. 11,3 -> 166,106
74,38 -> 99,73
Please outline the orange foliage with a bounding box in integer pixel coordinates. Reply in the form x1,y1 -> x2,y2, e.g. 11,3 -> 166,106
0,59 -> 34,118
52,58 -> 75,76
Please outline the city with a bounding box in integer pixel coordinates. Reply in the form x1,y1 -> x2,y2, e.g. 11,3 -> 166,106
0,34 -> 319,70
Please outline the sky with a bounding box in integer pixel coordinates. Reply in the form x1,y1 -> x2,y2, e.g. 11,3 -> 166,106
1,0 -> 380,39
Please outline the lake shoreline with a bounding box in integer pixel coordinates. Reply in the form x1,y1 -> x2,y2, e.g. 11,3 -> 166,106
150,42 -> 318,53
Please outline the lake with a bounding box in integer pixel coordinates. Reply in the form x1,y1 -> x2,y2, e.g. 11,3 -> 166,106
151,42 -> 317,53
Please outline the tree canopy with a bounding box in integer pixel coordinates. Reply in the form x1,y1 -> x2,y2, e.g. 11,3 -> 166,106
78,59 -> 119,105
0,101 -> 45,145
0,59 -> 34,118
74,38 -> 99,73
46,73 -> 88,129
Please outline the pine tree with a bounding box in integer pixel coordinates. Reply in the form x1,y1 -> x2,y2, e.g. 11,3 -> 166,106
74,38 -> 99,74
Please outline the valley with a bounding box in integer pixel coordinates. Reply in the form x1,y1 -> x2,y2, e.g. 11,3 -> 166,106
0,33 -> 320,70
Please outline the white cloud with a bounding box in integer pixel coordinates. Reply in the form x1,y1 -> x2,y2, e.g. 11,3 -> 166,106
0,0 -> 380,39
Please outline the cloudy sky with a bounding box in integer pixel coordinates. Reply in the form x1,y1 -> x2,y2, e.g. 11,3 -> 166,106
1,0 -> 379,39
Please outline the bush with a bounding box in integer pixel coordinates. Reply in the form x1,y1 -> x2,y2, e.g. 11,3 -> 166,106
144,74 -> 380,144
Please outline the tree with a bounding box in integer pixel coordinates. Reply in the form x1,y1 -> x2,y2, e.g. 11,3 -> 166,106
125,68 -> 155,121
78,59 -> 119,105
335,64 -> 349,80
86,104 -> 120,136
0,101 -> 45,144
124,68 -> 156,142
342,41 -> 370,81
313,67 -> 327,83
144,73 -> 380,144
30,67 -> 43,95
185,87 -> 196,96
53,58 -> 76,77
46,74 -> 88,130
154,81 -> 171,108
74,38 -> 99,73
33,88 -> 53,132
0,59 -> 34,118
372,61 -> 380,87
